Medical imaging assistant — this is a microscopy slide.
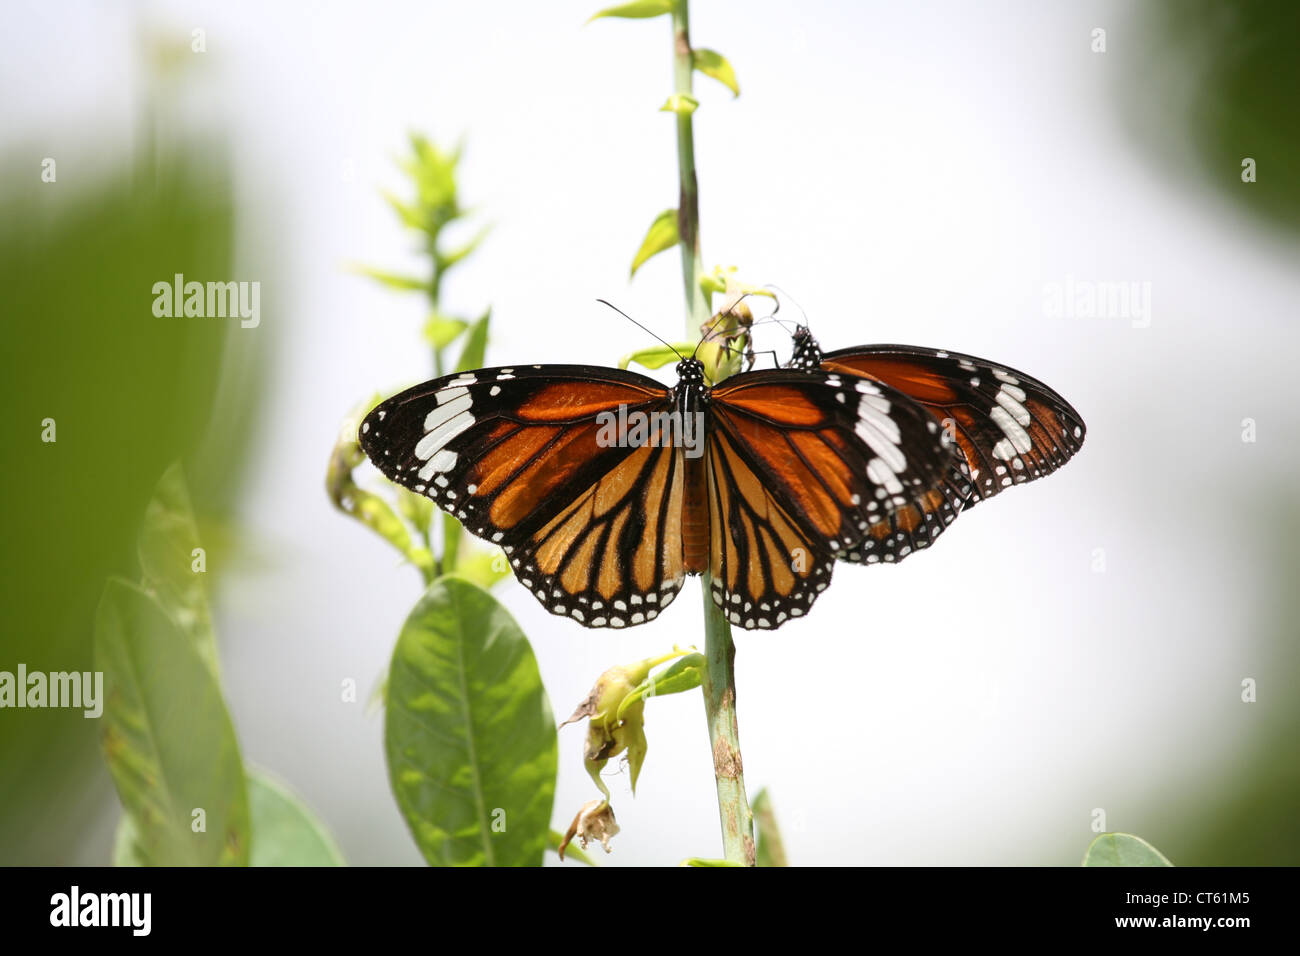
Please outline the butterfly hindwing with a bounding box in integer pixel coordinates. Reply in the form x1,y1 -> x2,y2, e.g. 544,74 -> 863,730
849,457 -> 972,566
704,424 -> 838,628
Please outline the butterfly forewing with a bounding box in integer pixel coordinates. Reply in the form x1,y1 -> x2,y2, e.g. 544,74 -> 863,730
818,346 -> 1086,507
359,364 -> 688,627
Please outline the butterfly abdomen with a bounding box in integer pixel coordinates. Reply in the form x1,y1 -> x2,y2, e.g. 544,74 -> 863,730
682,454 -> 709,573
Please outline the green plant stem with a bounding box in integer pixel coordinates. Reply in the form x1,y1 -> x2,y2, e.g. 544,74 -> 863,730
672,4 -> 710,326
673,0 -> 754,867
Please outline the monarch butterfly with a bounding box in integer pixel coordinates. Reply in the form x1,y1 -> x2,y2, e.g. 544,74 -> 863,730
783,326 -> 1086,565
358,352 -> 958,630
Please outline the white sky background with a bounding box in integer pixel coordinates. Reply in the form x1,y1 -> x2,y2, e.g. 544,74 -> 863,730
6,0 -> 1298,865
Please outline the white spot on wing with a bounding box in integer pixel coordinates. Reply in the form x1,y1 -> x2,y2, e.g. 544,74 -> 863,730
416,410 -> 475,460
989,406 -> 1033,456
417,448 -> 459,479
867,456 -> 904,495
422,393 -> 472,433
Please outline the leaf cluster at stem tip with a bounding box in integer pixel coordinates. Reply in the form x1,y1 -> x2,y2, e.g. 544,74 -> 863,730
331,133 -> 506,590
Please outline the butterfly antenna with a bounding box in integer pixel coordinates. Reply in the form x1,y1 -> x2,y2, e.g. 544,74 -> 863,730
691,310 -> 731,359
747,315 -> 799,334
764,284 -> 810,331
596,299 -> 685,361
691,291 -> 764,358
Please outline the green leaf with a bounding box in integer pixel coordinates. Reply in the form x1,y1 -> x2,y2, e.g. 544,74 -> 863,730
245,769 -> 347,866
114,769 -> 347,867
421,314 -> 469,351
587,0 -> 675,23
693,48 -> 740,97
349,265 -> 428,292
699,264 -> 779,302
752,788 -> 788,867
681,857 -> 744,866
137,463 -> 216,673
111,813 -> 147,866
618,343 -> 693,371
1082,833 -> 1174,867
548,829 -> 598,866
699,272 -> 727,296
440,224 -> 492,271
455,309 -> 491,373
95,578 -> 249,865
385,577 -> 557,866
404,134 -> 461,217
630,208 -> 679,278
659,94 -> 699,116
618,652 -> 704,717
381,190 -> 427,232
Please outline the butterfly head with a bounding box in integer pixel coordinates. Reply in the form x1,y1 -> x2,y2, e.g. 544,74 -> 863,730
675,357 -> 706,386
788,325 -> 823,370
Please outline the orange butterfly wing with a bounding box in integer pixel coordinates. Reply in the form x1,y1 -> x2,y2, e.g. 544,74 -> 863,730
360,365 -> 688,628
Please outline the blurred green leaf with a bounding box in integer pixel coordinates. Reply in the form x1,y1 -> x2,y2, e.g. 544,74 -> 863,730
693,48 -> 740,97
385,577 -> 557,866
0,148 -> 256,864
95,578 -> 249,865
630,208 -> 679,277
440,224 -> 492,271
111,813 -> 146,866
350,265 -> 428,292
244,770 -> 347,866
752,788 -> 788,867
381,190 -> 427,232
455,309 -> 491,373
1134,1 -> 1300,233
588,0 -> 675,23
401,134 -> 462,230
1082,833 -> 1174,867
619,343 -> 691,371
422,315 -> 470,351
137,463 -> 216,673
115,769 -> 346,866
660,94 -> 700,116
